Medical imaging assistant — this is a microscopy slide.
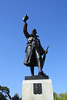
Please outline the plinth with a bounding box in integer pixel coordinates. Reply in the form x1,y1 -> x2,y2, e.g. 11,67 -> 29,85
22,76 -> 54,100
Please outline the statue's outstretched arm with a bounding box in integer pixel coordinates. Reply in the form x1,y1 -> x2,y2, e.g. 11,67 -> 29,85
23,15 -> 30,38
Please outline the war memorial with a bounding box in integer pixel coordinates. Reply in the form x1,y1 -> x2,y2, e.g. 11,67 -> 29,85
22,15 -> 54,100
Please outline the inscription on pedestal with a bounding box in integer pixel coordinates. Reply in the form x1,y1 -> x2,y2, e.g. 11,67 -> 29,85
33,83 -> 42,94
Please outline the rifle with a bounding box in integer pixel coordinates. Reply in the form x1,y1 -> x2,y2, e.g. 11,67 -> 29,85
42,46 -> 49,67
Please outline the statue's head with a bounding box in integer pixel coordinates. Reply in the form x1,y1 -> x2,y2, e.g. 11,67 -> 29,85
32,28 -> 37,35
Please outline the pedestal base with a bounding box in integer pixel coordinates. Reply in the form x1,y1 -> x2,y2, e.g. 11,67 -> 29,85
22,78 -> 54,100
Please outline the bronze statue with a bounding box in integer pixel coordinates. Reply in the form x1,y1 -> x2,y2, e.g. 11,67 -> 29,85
23,15 -> 49,78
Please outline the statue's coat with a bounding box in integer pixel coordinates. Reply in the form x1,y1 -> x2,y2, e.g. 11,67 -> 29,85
23,23 -> 45,67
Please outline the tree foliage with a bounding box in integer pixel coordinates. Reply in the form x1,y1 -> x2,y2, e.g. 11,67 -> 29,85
11,93 -> 22,100
0,85 -> 67,100
53,92 -> 67,100
0,85 -> 11,100
0,92 -> 7,100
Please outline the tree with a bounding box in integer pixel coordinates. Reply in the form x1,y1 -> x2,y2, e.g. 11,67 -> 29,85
0,85 -> 11,100
58,93 -> 67,100
53,92 -> 67,100
11,93 -> 20,100
0,92 -> 7,100
53,92 -> 58,100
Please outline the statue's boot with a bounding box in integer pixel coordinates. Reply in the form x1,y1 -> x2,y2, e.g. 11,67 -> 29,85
38,71 -> 49,79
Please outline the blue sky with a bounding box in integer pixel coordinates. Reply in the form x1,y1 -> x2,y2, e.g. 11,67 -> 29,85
0,0 -> 67,97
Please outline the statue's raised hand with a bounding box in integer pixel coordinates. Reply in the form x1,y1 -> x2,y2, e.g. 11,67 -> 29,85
23,15 -> 29,23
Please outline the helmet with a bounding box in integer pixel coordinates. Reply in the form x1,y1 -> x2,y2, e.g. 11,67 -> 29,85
32,28 -> 37,34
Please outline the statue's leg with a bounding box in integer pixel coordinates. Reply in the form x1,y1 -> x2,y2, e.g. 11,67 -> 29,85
35,50 -> 42,73
30,66 -> 34,76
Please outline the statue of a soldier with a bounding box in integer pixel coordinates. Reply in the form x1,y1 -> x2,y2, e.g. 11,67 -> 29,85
23,15 -> 49,78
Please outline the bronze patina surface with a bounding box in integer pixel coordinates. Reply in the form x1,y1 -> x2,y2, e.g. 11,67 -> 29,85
23,15 -> 49,78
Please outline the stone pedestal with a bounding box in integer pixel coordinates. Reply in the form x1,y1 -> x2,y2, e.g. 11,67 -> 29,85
22,77 -> 54,100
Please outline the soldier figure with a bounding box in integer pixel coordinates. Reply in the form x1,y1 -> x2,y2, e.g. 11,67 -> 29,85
23,15 -> 49,78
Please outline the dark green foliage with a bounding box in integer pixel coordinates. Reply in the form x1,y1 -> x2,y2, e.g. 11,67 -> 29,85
11,94 -> 19,100
0,85 -> 67,100
0,92 -> 7,100
11,93 -> 22,100
0,86 -> 9,92
0,85 -> 11,100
